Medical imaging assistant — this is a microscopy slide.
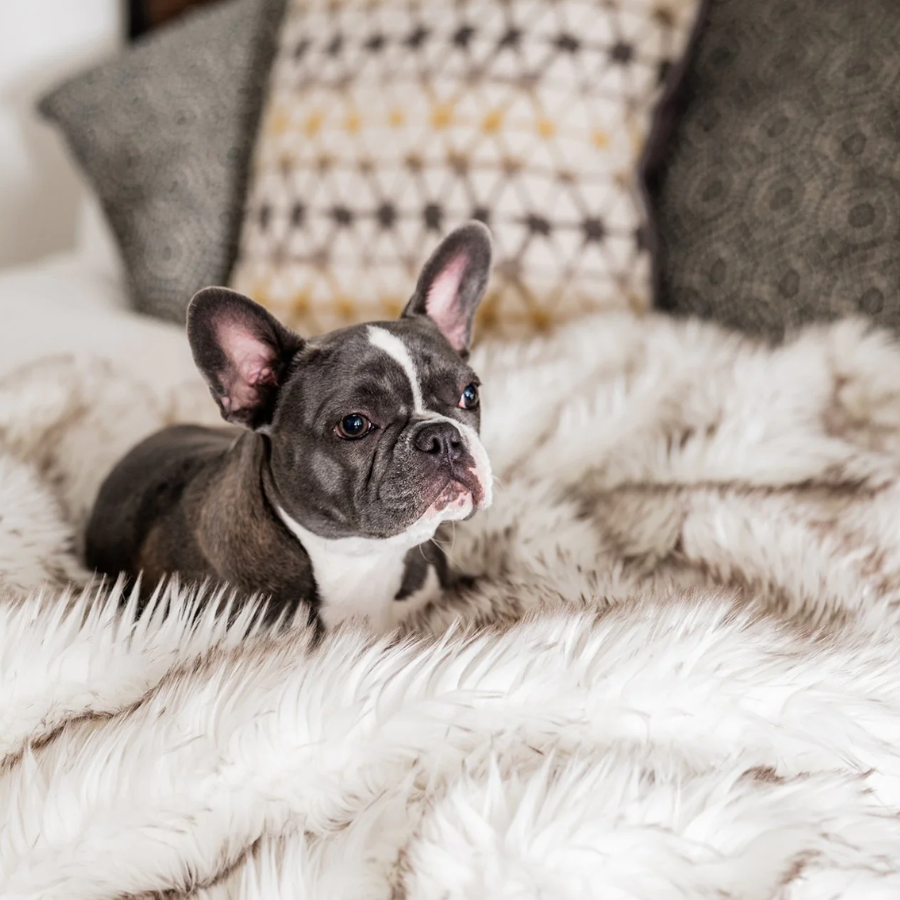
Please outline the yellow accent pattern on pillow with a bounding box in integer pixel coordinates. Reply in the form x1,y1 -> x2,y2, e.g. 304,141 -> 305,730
231,0 -> 703,338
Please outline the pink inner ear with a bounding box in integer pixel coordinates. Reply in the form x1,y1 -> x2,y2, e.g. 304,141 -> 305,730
425,254 -> 469,351
218,321 -> 277,412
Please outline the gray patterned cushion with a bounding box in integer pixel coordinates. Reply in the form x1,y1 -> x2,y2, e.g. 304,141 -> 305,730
39,0 -> 285,323
647,0 -> 900,340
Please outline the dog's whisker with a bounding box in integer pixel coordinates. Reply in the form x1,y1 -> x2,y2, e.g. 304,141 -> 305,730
430,534 -> 452,553
430,533 -> 460,568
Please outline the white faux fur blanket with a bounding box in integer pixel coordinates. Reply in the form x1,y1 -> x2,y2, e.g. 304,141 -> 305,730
5,311 -> 900,897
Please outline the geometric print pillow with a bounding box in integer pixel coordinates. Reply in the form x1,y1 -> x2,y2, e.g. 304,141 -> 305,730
231,0 -> 705,339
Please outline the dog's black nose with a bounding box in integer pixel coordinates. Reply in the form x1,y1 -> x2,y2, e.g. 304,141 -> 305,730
414,421 -> 465,463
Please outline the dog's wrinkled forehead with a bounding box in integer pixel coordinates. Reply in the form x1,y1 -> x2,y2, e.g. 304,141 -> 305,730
278,318 -> 472,423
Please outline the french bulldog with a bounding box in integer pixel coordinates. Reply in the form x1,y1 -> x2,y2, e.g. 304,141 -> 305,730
84,222 -> 494,633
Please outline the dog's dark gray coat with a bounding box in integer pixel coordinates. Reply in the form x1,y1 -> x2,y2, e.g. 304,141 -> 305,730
85,425 -> 319,618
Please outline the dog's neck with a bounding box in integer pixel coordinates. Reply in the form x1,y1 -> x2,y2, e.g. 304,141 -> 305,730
275,506 -> 441,632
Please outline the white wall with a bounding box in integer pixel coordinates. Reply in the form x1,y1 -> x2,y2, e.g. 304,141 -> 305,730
0,1 -> 122,268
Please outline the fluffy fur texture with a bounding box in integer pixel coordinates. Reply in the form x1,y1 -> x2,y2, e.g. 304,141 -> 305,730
5,312 -> 900,896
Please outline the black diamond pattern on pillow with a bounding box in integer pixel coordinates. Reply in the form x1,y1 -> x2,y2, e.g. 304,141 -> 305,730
232,0 -> 704,337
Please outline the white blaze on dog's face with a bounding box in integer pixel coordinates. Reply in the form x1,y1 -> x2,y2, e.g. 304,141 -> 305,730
186,222 -> 494,551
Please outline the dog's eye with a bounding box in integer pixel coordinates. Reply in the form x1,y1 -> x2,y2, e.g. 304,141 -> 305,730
335,413 -> 373,439
459,383 -> 479,410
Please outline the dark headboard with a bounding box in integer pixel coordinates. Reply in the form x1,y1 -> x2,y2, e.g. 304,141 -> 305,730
128,0 -> 224,40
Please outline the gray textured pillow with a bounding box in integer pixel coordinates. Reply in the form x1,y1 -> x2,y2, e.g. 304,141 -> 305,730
646,0 -> 900,341
39,0 -> 285,323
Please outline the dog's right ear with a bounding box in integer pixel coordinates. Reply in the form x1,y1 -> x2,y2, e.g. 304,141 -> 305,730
403,221 -> 492,359
187,288 -> 304,430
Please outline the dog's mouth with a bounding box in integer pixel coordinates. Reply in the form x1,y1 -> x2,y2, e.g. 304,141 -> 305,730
434,480 -> 473,510
452,469 -> 487,509
425,471 -> 486,521
424,482 -> 473,523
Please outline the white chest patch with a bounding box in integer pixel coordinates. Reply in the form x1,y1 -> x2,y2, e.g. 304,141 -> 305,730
276,508 -> 442,633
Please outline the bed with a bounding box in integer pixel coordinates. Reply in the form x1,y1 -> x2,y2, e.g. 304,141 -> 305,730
5,2 -> 900,897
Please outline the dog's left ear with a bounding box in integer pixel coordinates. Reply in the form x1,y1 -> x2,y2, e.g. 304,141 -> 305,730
187,287 -> 304,430
403,221 -> 493,357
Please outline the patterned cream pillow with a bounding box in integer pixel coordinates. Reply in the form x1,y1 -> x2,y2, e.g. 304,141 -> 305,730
231,0 -> 704,338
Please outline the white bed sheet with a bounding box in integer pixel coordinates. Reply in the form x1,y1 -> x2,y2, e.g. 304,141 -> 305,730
0,248 -> 200,395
